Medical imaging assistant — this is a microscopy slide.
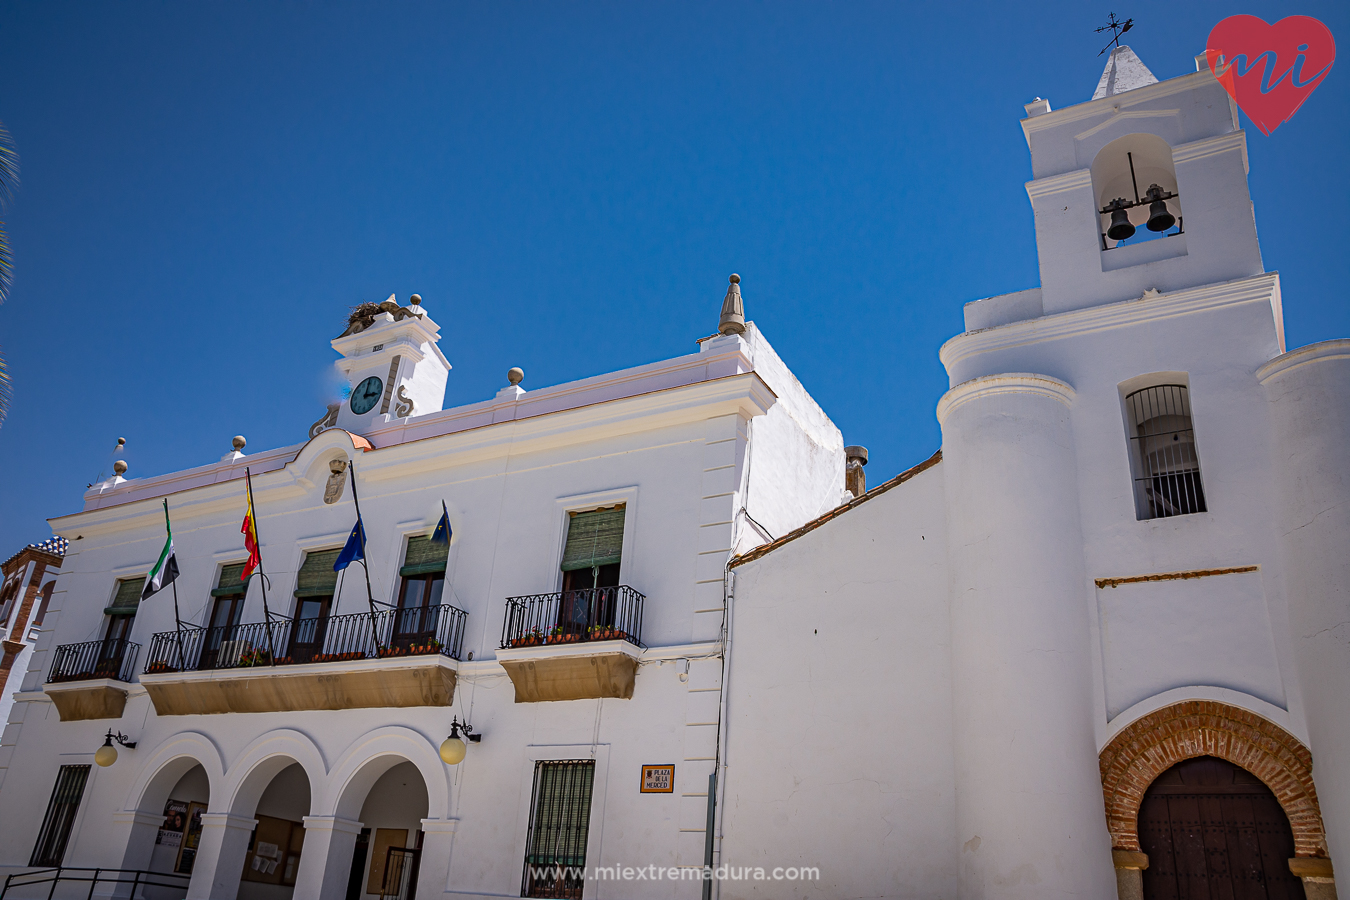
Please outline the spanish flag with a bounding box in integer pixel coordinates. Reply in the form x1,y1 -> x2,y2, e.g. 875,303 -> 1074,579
241,471 -> 262,581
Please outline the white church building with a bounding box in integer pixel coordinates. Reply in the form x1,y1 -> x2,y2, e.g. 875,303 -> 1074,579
0,47 -> 1345,900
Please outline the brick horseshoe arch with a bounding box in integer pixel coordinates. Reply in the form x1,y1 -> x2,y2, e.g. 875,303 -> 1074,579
1098,700 -> 1329,858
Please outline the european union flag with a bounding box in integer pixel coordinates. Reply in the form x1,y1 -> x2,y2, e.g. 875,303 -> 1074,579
431,502 -> 452,545
334,519 -> 366,571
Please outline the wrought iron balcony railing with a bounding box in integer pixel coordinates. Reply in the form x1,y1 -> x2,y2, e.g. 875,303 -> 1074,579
143,604 -> 468,674
46,638 -> 140,684
501,586 -> 645,650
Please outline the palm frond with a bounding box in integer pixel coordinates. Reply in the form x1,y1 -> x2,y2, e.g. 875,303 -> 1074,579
0,122 -> 17,427
0,122 -> 18,209
0,349 -> 9,428
0,221 -> 11,305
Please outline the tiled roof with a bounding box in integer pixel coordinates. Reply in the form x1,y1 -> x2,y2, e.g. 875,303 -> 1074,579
2,536 -> 69,571
29,536 -> 69,557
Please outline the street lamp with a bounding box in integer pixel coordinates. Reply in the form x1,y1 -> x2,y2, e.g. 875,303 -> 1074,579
439,716 -> 480,765
95,730 -> 137,767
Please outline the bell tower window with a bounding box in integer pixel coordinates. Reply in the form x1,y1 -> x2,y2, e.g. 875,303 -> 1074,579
1124,383 -> 1207,520
1091,133 -> 1184,250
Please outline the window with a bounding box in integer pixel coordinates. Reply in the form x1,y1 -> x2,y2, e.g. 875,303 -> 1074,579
520,760 -> 596,899
0,579 -> 17,627
30,765 -> 91,867
104,577 -> 143,620
33,581 -> 55,627
558,507 -> 625,637
394,536 -> 449,649
99,577 -> 144,667
205,564 -> 249,669
1126,384 -> 1207,520
289,550 -> 340,663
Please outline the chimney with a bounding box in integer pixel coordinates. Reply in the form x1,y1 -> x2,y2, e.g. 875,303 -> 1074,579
845,446 -> 868,498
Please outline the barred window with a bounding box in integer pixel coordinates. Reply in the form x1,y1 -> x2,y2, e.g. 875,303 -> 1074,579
1126,384 -> 1208,520
30,765 -> 90,867
520,760 -> 596,899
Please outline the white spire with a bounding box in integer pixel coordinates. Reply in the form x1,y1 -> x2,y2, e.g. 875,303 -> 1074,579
1092,45 -> 1158,100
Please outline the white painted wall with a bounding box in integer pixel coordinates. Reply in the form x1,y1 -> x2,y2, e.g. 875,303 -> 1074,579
0,322 -> 843,900
1259,340 -> 1350,874
718,463 -> 955,899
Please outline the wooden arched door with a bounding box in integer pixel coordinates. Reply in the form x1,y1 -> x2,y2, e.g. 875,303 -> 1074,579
1140,756 -> 1305,899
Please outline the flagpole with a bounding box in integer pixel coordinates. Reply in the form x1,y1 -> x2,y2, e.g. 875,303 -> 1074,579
348,460 -> 378,617
163,499 -> 186,671
245,468 -> 280,666
347,460 -> 385,654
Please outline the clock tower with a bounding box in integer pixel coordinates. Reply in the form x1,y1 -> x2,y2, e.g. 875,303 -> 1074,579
309,294 -> 451,439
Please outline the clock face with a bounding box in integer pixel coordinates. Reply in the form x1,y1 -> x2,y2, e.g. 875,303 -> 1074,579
350,376 -> 384,415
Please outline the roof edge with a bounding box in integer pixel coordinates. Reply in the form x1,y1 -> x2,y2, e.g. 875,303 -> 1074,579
729,448 -> 942,569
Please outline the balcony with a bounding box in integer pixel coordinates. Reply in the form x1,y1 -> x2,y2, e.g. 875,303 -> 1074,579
43,639 -> 140,721
140,604 -> 467,715
498,586 -> 645,702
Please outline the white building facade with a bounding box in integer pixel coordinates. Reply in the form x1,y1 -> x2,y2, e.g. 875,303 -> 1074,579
0,290 -> 845,900
1,47 -> 1346,900
718,49 -> 1347,900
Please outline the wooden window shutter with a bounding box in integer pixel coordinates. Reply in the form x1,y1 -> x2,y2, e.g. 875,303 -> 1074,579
104,577 -> 145,616
294,549 -> 341,597
400,536 -> 449,578
560,506 -> 625,572
210,563 -> 249,597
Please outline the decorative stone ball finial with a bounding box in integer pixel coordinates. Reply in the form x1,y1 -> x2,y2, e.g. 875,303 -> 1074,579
507,367 -> 525,386
232,435 -> 247,452
112,460 -> 128,476
718,274 -> 746,336
410,294 -> 422,306
116,437 -> 126,448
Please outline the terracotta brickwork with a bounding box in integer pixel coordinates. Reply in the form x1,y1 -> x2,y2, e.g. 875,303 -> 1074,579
1099,700 -> 1329,857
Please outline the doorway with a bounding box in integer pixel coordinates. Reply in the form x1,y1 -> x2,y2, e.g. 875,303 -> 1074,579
1140,756 -> 1305,899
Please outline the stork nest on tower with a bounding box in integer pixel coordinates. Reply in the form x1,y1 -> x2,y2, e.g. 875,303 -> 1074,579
345,302 -> 384,334
339,298 -> 424,337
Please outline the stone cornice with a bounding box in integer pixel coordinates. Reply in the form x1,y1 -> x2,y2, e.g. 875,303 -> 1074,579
940,273 -> 1280,372
1020,69 -> 1222,142
1256,338 -> 1350,384
50,372 -> 777,538
936,374 -> 1076,424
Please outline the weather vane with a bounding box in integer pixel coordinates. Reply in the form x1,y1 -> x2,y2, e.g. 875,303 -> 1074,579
1096,12 -> 1134,57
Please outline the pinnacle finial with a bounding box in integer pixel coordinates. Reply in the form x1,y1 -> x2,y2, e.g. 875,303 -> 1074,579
718,274 -> 745,335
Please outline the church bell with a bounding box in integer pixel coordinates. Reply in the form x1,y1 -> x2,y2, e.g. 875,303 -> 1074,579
1105,200 -> 1135,241
1144,184 -> 1176,232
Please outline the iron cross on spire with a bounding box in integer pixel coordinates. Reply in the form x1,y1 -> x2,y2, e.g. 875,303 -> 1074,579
1096,12 -> 1135,57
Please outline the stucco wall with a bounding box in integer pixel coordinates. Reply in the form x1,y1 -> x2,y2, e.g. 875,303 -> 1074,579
719,462 -> 956,899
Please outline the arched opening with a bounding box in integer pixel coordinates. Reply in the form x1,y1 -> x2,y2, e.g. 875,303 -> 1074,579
1091,133 -> 1184,250
1140,756 -> 1305,899
147,764 -> 211,880
234,762 -> 313,900
336,759 -> 429,900
1123,382 -> 1207,519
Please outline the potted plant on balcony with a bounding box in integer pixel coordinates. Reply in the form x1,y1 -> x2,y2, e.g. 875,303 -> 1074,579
237,647 -> 275,668
145,660 -> 179,675
509,627 -> 544,648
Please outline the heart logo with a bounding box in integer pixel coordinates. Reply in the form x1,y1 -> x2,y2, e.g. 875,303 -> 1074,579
1206,15 -> 1335,135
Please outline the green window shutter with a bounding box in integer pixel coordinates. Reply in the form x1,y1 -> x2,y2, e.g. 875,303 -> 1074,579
400,536 -> 449,577
525,760 -> 595,868
560,507 -> 625,572
294,549 -> 341,597
105,578 -> 145,616
210,563 -> 249,597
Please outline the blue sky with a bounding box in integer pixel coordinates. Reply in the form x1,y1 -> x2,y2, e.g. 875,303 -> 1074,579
0,1 -> 1346,552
